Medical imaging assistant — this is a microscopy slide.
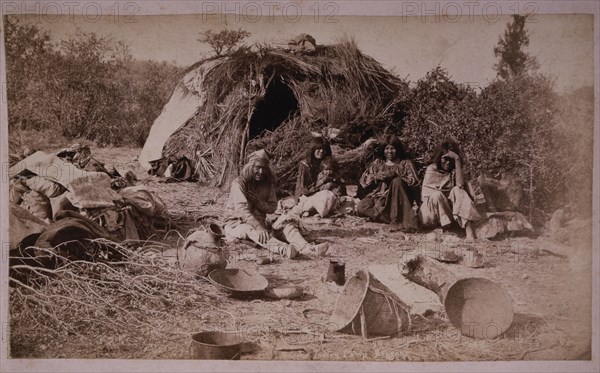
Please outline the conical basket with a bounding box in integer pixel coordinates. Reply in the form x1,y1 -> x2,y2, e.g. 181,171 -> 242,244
330,269 -> 411,338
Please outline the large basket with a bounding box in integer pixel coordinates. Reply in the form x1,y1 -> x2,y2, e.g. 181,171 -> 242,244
444,278 -> 514,339
330,269 -> 411,338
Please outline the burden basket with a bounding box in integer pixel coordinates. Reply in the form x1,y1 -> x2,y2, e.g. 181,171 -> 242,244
330,269 -> 411,338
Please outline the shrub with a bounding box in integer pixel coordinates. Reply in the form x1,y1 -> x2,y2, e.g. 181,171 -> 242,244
5,17 -> 181,148
401,67 -> 571,222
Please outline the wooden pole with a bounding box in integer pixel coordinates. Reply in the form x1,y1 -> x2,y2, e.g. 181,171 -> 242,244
400,255 -> 461,303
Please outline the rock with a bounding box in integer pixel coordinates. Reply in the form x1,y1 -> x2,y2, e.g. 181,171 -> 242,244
548,209 -> 566,234
537,237 -> 571,257
522,274 -> 529,280
477,173 -> 524,212
442,234 -> 461,244
265,286 -> 304,299
475,212 -> 532,239
475,216 -> 507,239
425,232 -> 439,242
256,257 -> 272,265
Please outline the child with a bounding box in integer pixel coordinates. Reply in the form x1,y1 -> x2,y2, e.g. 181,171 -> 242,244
290,158 -> 345,218
314,158 -> 344,195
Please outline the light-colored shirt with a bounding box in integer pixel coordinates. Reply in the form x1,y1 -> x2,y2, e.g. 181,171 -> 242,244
421,163 -> 455,199
226,177 -> 277,229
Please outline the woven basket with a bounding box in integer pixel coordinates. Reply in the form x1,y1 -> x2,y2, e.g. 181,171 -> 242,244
444,278 -> 514,339
330,269 -> 411,338
208,268 -> 269,298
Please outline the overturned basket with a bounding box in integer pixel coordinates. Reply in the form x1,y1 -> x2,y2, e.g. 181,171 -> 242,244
330,269 -> 411,338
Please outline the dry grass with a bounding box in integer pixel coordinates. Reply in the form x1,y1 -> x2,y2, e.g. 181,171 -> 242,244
9,240 -> 230,348
162,40 -> 409,190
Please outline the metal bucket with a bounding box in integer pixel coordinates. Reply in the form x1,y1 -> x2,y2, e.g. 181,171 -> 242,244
326,259 -> 346,286
190,331 -> 244,360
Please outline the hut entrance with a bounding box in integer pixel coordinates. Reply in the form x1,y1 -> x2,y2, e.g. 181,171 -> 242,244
249,78 -> 298,139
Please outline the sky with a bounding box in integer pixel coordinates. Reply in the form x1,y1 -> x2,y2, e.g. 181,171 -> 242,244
13,11 -> 595,93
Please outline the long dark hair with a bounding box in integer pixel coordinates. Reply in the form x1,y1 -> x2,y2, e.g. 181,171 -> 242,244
305,136 -> 332,163
430,140 -> 462,169
377,134 -> 407,160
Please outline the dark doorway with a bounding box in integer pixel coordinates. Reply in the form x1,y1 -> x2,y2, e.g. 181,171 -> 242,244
249,78 -> 299,139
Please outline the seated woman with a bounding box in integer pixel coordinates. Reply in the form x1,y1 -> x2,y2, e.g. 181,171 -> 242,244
224,149 -> 328,258
356,135 -> 419,231
295,136 -> 333,199
418,140 -> 481,242
289,157 -> 345,218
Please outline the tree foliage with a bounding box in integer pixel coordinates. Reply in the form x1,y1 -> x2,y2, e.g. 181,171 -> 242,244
493,15 -> 538,80
551,87 -> 594,216
401,65 -> 590,221
198,28 -> 250,56
4,17 -> 54,130
5,17 -> 182,147
400,16 -> 590,220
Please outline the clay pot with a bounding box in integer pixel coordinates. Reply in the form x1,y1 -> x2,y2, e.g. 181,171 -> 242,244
180,225 -> 229,277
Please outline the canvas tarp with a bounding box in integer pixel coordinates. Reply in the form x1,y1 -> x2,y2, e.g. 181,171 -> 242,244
9,151 -> 96,190
9,202 -> 48,248
139,58 -> 226,169
66,172 -> 123,209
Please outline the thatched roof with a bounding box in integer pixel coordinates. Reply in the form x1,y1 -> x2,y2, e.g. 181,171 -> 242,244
161,39 -> 409,192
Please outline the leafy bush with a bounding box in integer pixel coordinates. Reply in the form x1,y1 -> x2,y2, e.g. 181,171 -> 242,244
551,87 -> 594,217
5,17 -> 182,148
401,66 -> 591,222
401,67 -> 478,170
4,17 -> 54,131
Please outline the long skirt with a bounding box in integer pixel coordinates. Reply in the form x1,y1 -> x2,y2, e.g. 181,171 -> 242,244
356,177 -> 418,229
418,187 -> 481,228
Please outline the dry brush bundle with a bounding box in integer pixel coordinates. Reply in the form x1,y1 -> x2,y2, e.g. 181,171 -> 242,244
9,239 -> 229,343
161,39 -> 409,192
247,115 -> 315,193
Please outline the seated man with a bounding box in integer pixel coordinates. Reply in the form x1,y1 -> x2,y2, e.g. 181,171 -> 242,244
224,149 -> 328,258
418,141 -> 481,241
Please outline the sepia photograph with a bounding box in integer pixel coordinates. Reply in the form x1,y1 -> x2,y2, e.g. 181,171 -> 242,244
1,1 -> 598,372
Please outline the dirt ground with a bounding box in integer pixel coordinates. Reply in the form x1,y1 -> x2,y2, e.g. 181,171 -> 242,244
8,147 -> 594,362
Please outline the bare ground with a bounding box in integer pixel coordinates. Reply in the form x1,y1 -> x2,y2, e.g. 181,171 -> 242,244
8,147 -> 593,362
